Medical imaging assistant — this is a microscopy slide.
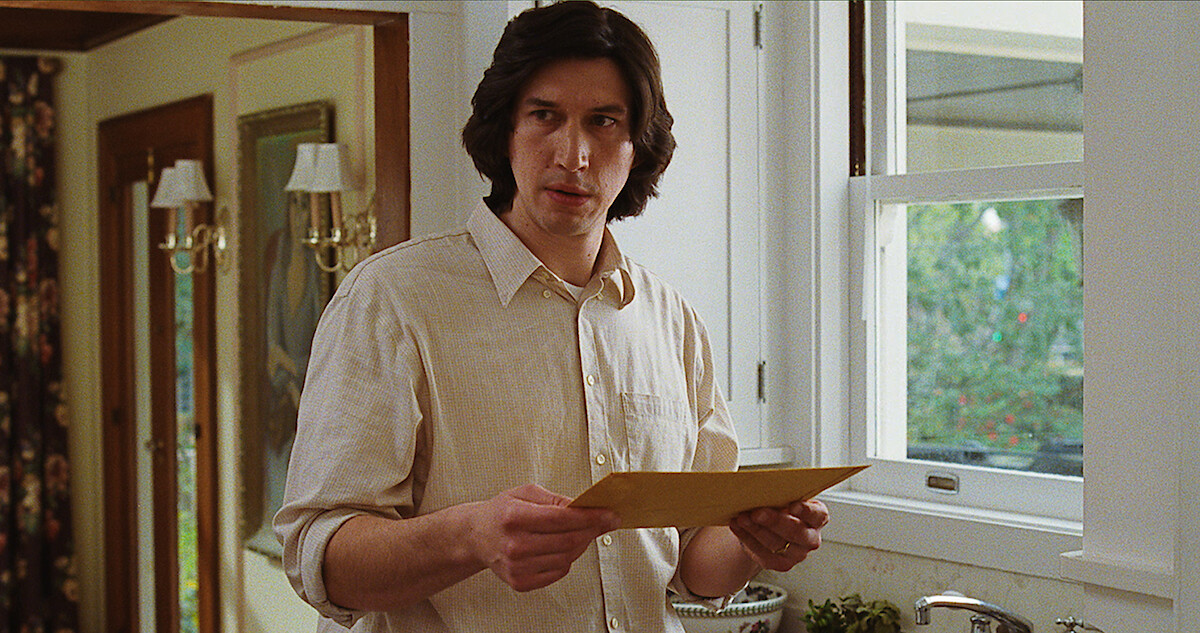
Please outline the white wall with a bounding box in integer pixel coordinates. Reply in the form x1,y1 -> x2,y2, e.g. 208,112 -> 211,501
1076,2 -> 1198,631
43,48 -> 101,633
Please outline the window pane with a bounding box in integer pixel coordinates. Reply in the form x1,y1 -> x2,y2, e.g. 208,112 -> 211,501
898,1 -> 1082,172
895,196 -> 1083,476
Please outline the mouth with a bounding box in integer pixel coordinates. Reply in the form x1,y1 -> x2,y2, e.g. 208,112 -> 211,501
544,183 -> 593,205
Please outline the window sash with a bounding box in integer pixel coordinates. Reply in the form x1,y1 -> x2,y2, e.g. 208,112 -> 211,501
847,161 -> 1083,522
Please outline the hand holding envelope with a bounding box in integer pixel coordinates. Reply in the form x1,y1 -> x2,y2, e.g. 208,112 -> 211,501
567,465 -> 867,529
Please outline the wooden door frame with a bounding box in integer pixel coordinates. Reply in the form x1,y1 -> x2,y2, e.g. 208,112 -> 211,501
99,93 -> 215,633
83,2 -> 411,632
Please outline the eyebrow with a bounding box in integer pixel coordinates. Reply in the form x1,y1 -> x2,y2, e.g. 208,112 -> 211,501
522,97 -> 629,116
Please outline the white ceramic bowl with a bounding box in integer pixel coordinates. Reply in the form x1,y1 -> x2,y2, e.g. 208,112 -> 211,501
671,581 -> 788,633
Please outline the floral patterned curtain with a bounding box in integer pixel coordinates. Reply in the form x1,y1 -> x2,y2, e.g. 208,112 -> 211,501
0,56 -> 78,632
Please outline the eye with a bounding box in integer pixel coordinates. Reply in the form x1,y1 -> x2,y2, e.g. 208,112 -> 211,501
592,114 -> 619,128
530,109 -> 557,123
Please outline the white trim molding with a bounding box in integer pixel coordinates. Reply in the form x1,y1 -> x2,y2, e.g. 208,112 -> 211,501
821,490 -> 1081,581
1059,550 -> 1175,601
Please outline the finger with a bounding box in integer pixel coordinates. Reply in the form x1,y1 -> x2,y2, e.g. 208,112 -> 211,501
491,546 -> 578,592
729,521 -> 795,572
498,525 -> 604,562
732,511 -> 790,554
507,484 -> 623,531
750,505 -> 819,544
503,545 -> 580,574
507,483 -> 574,507
505,564 -> 572,593
742,508 -> 793,542
500,488 -> 619,533
739,508 -> 821,557
728,520 -> 774,559
490,534 -> 595,591
788,499 -> 830,529
514,504 -> 619,534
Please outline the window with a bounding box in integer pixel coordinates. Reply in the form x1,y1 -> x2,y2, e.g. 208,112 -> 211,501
848,1 -> 1083,520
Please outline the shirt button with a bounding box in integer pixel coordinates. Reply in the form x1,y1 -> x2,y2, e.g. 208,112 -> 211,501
542,289 -> 552,299
595,453 -> 607,465
585,375 -> 596,386
610,617 -> 620,629
601,534 -> 613,546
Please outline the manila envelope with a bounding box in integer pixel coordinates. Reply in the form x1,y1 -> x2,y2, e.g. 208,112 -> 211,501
569,465 -> 868,528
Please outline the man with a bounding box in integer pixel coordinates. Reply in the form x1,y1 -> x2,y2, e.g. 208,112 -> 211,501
275,2 -> 828,631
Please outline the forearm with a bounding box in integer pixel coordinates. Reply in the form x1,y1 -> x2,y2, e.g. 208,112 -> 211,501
323,505 -> 486,612
321,484 -> 620,613
678,526 -> 761,598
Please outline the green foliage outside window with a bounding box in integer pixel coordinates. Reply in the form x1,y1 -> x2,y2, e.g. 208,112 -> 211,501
905,198 -> 1083,469
177,273 -> 200,633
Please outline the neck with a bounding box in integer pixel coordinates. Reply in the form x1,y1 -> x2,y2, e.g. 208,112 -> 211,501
499,211 -> 604,287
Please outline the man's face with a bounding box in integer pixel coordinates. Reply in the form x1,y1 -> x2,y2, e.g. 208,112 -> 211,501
506,57 -> 636,240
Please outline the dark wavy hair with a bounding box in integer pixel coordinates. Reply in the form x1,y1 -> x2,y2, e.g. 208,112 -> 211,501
461,0 -> 675,222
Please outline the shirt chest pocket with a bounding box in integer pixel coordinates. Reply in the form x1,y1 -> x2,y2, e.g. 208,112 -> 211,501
620,393 -> 696,472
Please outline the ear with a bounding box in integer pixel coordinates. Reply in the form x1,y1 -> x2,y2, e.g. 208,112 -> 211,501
629,143 -> 646,171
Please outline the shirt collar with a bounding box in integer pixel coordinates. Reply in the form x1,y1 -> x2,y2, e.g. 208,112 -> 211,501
594,229 -> 636,307
468,204 -> 542,306
467,203 -> 636,308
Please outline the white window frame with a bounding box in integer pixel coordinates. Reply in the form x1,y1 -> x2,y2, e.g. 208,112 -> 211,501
847,163 -> 1084,522
791,0 -> 1084,580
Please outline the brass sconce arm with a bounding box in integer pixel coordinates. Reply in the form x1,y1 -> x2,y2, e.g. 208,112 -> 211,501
159,205 -> 230,275
300,194 -> 377,273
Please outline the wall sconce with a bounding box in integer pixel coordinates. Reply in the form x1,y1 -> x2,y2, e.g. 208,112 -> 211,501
286,142 -> 376,273
151,159 -> 227,275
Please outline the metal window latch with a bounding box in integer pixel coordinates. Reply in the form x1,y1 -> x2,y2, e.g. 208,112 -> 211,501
1055,617 -> 1106,632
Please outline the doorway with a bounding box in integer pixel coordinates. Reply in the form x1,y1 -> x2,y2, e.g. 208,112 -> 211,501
23,1 -> 413,629
98,95 -> 217,633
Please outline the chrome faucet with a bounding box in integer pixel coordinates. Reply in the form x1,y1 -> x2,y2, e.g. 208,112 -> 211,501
915,594 -> 1034,633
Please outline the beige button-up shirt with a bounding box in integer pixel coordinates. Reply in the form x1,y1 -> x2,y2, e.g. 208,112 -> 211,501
275,206 -> 739,632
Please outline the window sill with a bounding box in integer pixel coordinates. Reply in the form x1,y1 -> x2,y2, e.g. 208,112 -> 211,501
819,490 -> 1082,581
1058,550 -> 1174,600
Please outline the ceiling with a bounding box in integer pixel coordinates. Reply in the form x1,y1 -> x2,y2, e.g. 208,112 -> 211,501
0,7 -> 173,51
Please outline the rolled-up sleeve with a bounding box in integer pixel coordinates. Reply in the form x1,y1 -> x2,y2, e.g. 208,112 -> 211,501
273,262 -> 427,627
278,508 -> 366,627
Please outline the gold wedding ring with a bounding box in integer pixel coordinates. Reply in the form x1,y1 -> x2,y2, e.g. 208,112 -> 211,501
773,542 -> 791,555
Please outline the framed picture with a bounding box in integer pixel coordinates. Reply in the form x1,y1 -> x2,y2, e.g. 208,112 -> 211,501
237,101 -> 334,559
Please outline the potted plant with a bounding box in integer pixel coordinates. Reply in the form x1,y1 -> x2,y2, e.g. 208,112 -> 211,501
802,594 -> 902,633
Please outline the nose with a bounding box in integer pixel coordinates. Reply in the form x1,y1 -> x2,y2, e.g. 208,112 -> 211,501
552,121 -> 589,172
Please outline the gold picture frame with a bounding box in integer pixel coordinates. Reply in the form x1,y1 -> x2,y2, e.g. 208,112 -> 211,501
237,101 -> 334,559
